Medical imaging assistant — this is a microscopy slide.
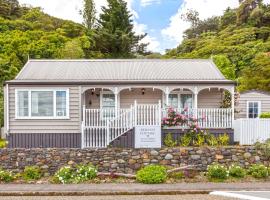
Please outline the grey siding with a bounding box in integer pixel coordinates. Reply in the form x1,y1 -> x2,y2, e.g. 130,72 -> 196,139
198,88 -> 223,108
8,85 -> 81,134
7,133 -> 81,148
235,91 -> 270,119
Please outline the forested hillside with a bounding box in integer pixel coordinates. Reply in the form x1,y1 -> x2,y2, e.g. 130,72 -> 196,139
165,0 -> 270,92
0,0 -> 147,126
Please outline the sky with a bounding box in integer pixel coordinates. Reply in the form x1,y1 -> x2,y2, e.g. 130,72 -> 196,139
18,0 -> 270,53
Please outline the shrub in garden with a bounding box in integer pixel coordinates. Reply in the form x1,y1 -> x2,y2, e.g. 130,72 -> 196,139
74,164 -> 97,183
255,139 -> 270,158
248,164 -> 269,179
207,163 -> 228,181
0,139 -> 7,148
0,169 -> 14,183
164,133 -> 177,147
53,166 -> 74,184
217,134 -> 229,146
22,166 -> 41,181
260,112 -> 270,118
136,165 -> 167,184
228,164 -> 246,178
180,134 -> 192,146
206,134 -> 218,146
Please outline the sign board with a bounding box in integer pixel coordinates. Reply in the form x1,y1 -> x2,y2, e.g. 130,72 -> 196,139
135,125 -> 161,148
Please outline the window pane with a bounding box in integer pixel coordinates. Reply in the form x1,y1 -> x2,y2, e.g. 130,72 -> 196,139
168,94 -> 178,108
181,94 -> 193,109
102,94 -> 115,108
17,91 -> 29,117
31,91 -> 54,117
249,114 -> 254,118
56,91 -> 67,117
248,102 -> 253,108
254,102 -> 258,108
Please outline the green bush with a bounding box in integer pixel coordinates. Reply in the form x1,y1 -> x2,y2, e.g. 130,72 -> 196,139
248,164 -> 269,179
217,134 -> 230,146
0,169 -> 14,182
180,134 -> 192,147
74,164 -> 97,183
23,166 -> 41,181
207,163 -> 228,181
206,134 -> 218,146
136,165 -> 167,184
53,166 -> 74,184
164,133 -> 177,147
228,164 -> 246,178
0,139 -> 7,148
260,112 -> 270,118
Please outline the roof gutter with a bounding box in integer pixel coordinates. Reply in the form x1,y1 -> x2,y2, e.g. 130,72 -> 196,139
4,80 -> 236,85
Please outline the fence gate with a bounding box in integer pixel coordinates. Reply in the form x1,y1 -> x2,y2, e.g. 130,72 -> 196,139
233,119 -> 270,145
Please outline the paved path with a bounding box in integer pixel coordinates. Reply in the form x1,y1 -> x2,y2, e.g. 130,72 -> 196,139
0,195 -> 235,200
0,182 -> 269,196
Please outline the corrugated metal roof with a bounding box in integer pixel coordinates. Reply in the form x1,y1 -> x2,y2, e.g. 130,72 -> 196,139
15,59 -> 227,82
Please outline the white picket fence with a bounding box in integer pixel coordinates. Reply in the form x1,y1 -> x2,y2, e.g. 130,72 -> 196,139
233,119 -> 270,145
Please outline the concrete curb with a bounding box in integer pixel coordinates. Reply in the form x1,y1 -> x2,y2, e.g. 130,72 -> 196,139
0,190 -> 210,196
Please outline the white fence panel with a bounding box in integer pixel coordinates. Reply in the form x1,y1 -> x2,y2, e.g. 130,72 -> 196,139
233,119 -> 270,145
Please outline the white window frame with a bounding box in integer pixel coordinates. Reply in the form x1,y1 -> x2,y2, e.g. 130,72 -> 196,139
168,91 -> 194,109
100,91 -> 116,110
246,101 -> 261,119
15,88 -> 70,119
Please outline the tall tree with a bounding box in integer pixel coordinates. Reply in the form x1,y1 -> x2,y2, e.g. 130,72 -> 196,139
81,0 -> 96,29
94,0 -> 147,58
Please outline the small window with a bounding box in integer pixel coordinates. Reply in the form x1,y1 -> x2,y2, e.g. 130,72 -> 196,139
17,91 -> 29,117
247,101 -> 261,118
16,89 -> 69,119
102,93 -> 115,109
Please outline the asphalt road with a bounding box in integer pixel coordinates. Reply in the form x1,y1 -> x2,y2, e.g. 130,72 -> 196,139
0,195 -> 235,200
211,191 -> 270,199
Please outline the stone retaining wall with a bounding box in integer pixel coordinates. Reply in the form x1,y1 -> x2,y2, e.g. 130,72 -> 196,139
0,147 -> 268,175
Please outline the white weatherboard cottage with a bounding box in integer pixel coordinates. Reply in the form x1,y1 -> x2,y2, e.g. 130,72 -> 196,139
3,59 -> 267,148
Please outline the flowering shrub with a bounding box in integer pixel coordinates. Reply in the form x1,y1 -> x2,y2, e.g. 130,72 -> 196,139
228,165 -> 246,178
0,169 -> 14,182
54,166 -> 74,184
22,166 -> 41,181
162,107 -> 190,127
248,164 -> 269,178
74,164 -> 97,183
207,163 -> 228,181
136,165 -> 167,184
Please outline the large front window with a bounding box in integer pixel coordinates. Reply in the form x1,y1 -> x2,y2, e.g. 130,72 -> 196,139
16,89 -> 69,119
168,93 -> 193,109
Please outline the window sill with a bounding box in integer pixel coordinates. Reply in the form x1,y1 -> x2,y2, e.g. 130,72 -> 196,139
15,117 -> 70,120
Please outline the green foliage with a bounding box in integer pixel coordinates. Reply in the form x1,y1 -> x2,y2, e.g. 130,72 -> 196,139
164,133 -> 177,147
180,134 -> 192,147
228,164 -> 246,178
206,134 -> 218,146
168,171 -> 184,180
22,166 -> 42,181
0,139 -> 7,148
217,134 -> 230,146
255,139 -> 270,158
136,165 -> 167,184
260,112 -> 270,118
53,166 -> 74,184
248,164 -> 269,178
166,1 -> 270,93
207,163 -> 228,181
0,169 -> 14,182
74,164 -> 97,183
94,0 -> 147,58
81,0 -> 96,29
